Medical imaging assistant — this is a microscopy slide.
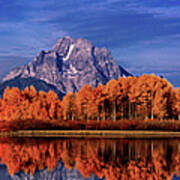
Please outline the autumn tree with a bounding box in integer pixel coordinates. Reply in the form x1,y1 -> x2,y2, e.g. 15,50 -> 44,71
137,75 -> 152,120
76,85 -> 93,121
62,92 -> 77,121
173,88 -> 180,120
153,79 -> 174,119
127,76 -> 141,119
1,87 -> 22,120
105,78 -> 127,121
88,84 -> 106,121
146,74 -> 163,120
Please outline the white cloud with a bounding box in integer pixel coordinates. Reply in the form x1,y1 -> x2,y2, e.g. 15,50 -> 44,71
125,3 -> 180,19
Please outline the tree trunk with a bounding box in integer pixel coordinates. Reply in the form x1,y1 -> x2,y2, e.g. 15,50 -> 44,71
87,113 -> 89,122
151,142 -> 154,160
120,104 -> 124,119
151,92 -> 154,120
113,100 -> 116,122
112,143 -> 116,162
129,143 -> 131,160
72,113 -> 74,121
102,143 -> 105,158
97,112 -> 100,122
129,101 -> 131,120
103,104 -> 105,121
122,105 -> 124,119
132,103 -> 135,119
134,103 -> 136,119
145,102 -> 148,120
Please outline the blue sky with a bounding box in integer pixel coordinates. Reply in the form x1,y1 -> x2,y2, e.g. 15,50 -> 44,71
0,0 -> 179,87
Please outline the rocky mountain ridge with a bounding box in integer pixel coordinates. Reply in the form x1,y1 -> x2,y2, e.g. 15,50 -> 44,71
3,36 -> 132,94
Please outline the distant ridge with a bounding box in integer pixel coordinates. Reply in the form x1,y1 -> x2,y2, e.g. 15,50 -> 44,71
3,36 -> 132,94
0,77 -> 64,99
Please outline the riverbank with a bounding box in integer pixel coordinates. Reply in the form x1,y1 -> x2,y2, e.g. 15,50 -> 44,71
1,130 -> 180,138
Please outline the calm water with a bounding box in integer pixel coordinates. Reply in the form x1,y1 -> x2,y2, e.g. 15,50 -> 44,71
0,138 -> 180,180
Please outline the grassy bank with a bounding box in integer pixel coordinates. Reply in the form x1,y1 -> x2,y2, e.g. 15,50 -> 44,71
1,130 -> 180,138
1,119 -> 180,138
1,119 -> 180,132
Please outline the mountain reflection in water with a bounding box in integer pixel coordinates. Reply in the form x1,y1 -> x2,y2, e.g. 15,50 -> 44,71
0,138 -> 179,180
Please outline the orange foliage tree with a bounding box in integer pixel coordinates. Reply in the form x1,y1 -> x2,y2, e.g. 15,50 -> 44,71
173,88 -> 180,120
88,84 -> 105,121
61,92 -> 77,121
76,85 -> 93,121
153,79 -> 174,119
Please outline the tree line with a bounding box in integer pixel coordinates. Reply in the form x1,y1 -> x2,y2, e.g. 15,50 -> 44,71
0,74 -> 179,123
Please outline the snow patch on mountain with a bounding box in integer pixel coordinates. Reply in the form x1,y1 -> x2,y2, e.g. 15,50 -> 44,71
63,44 -> 74,61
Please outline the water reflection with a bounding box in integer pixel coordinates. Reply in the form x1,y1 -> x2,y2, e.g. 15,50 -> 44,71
0,138 -> 180,180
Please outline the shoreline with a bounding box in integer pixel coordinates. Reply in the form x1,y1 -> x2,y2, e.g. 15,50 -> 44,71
1,130 -> 180,138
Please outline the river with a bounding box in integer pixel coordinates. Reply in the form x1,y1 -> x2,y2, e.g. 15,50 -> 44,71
0,137 -> 179,180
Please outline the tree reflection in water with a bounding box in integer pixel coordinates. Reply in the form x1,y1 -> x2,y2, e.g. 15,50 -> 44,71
0,138 -> 179,180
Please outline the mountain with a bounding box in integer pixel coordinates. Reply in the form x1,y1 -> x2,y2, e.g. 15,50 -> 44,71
0,77 -> 64,99
0,163 -> 12,180
2,36 -> 132,94
10,160 -> 104,180
0,160 -> 103,180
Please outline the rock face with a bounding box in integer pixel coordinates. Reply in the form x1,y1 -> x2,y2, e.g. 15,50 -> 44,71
3,36 -> 132,94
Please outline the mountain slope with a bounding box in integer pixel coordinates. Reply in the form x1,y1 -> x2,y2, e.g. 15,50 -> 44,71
3,36 -> 132,94
11,160 -> 104,180
0,77 -> 64,99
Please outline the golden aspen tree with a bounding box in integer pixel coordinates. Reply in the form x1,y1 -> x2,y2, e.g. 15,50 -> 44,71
46,90 -> 59,119
127,77 -> 141,119
117,77 -> 128,120
154,79 -> 174,119
173,88 -> 180,120
105,78 -> 127,121
62,92 -> 76,121
138,74 -> 152,120
88,84 -> 105,121
146,74 -> 161,120
29,85 -> 37,98
76,85 -> 92,121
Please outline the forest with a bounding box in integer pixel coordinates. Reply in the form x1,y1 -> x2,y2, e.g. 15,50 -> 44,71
0,74 -> 179,131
